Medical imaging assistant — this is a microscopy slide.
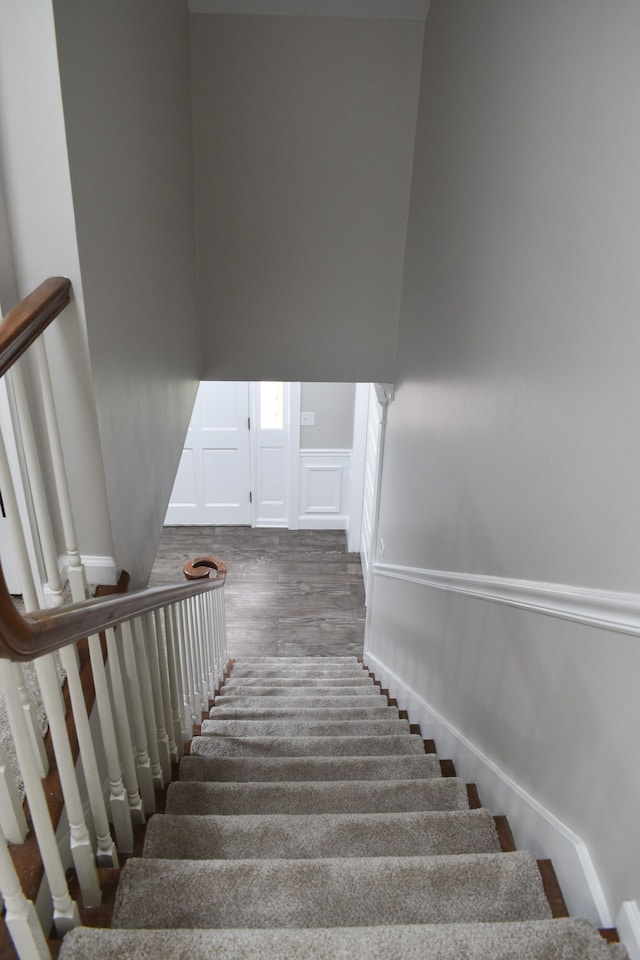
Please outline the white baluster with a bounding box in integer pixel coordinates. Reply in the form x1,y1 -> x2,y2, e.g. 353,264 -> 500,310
187,596 -> 206,714
58,643 -> 118,867
154,609 -> 178,763
197,592 -> 213,703
86,634 -> 134,853
0,824 -> 51,960
0,428 -> 49,775
8,364 -> 64,607
143,613 -> 171,782
104,627 -> 145,823
13,663 -> 49,778
163,606 -> 185,757
177,599 -> 198,722
131,619 -> 164,791
204,591 -> 216,697
32,337 -> 88,602
119,621 -> 155,814
0,660 -> 80,936
172,603 -> 193,736
33,654 -> 101,907
0,743 -> 27,843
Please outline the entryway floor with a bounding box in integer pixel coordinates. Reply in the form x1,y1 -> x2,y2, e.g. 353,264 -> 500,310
149,527 -> 365,658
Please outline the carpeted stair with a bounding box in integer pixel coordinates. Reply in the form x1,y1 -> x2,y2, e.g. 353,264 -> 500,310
59,656 -> 628,959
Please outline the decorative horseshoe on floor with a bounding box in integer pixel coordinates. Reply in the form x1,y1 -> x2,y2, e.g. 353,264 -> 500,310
183,556 -> 227,581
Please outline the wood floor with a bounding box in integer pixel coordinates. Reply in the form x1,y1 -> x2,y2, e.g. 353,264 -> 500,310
149,527 -> 366,658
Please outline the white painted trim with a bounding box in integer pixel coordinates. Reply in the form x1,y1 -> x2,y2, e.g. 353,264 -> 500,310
255,519 -> 288,529
299,448 -> 352,457
374,562 -> 640,639
297,515 -> 349,531
347,384 -> 369,553
188,0 -> 430,20
617,901 -> 640,960
58,553 -> 118,588
365,648 -> 612,927
287,382 -> 301,530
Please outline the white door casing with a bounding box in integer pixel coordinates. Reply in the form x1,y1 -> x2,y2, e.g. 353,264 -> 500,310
165,381 -> 252,525
250,381 -> 294,529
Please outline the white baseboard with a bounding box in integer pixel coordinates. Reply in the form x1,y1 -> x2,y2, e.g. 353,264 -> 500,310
365,650 -> 612,928
58,553 -> 118,587
297,515 -> 349,530
617,901 -> 640,960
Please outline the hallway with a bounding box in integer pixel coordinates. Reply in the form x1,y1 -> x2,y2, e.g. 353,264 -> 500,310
149,527 -> 366,659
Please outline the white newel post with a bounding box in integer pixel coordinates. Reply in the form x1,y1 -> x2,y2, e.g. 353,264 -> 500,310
32,338 -> 88,602
86,633 -> 134,853
104,627 -> 145,823
155,609 -> 178,763
8,364 -> 64,607
0,825 -> 51,960
0,660 -> 80,936
33,654 -> 101,907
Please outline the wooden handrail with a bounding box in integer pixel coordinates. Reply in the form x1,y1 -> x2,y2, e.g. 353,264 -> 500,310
0,277 -> 71,378
0,561 -> 225,663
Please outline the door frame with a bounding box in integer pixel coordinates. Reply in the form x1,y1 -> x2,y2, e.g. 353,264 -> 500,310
248,381 -> 301,529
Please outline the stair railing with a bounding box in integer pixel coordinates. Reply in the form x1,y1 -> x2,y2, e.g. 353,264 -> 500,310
0,279 -> 229,959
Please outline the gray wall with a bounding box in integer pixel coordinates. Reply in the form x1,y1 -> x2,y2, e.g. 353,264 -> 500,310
52,0 -> 201,586
0,0 -> 115,571
300,383 -> 355,449
192,14 -> 422,382
369,0 -> 640,920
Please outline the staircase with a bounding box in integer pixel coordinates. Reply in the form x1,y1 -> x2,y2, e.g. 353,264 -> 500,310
58,656 -> 627,959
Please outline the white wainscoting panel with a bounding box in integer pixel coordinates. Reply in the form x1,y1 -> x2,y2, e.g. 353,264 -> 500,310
298,449 -> 350,530
365,648 -> 611,929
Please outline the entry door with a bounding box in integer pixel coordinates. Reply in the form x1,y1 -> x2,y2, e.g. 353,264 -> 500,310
165,382 -> 252,525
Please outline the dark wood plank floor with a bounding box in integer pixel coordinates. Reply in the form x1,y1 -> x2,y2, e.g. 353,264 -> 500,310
149,527 -> 366,658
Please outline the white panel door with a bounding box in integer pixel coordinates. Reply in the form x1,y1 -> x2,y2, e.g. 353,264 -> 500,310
165,381 -> 251,525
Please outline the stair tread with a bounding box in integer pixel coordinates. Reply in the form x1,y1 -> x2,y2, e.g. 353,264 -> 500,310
143,809 -> 501,860
166,777 -> 470,815
113,852 -> 552,930
215,686 -> 384,697
230,666 -> 372,678
223,677 -> 375,687
190,734 -> 426,757
208,706 -> 400,720
200,719 -> 410,737
59,919 -> 629,960
213,694 -> 389,707
179,754 -> 444,782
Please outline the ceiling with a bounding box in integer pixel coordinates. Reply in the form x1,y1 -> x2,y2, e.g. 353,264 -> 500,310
188,0 -> 430,20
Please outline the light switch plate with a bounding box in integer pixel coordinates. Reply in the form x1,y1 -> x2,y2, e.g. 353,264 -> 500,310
300,412 -> 315,425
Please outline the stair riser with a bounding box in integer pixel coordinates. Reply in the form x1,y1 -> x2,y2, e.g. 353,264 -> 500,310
199,719 -> 410,737
179,754 -> 444,782
209,707 -> 400,720
143,810 -> 501,861
216,686 -> 383,697
223,678 -> 375,687
190,734 -> 425,757
213,695 -> 390,707
166,779 -> 470,816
